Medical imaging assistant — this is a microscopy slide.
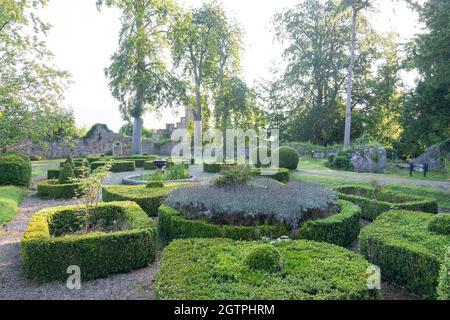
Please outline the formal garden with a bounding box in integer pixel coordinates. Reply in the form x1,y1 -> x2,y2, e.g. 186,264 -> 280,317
0,0 -> 449,302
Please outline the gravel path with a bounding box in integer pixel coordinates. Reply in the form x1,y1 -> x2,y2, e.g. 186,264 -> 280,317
0,193 -> 160,300
297,169 -> 450,192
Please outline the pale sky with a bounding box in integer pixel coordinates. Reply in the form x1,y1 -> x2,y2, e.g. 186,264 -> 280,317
38,0 -> 422,132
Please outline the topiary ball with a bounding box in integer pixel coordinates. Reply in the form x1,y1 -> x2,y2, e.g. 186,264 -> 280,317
244,244 -> 283,273
59,162 -> 76,184
146,181 -> 164,189
278,146 -> 300,170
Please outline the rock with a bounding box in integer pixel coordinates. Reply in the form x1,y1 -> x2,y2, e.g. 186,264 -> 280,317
349,147 -> 388,174
412,140 -> 450,171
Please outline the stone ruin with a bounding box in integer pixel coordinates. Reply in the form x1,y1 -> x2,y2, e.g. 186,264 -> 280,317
349,146 -> 388,174
412,140 -> 450,171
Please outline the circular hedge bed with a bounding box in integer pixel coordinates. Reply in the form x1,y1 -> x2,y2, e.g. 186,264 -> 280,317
0,152 -> 32,186
156,238 -> 380,300
102,183 -> 189,216
336,185 -> 438,221
160,178 -> 360,246
37,179 -> 81,199
22,201 -> 156,283
360,210 -> 450,299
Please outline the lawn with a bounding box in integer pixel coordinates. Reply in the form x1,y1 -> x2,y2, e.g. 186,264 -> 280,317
0,186 -> 28,227
291,173 -> 450,210
31,159 -> 63,179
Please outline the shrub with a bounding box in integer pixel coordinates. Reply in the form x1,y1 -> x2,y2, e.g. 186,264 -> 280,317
278,146 -> 300,170
0,186 -> 27,227
213,165 -> 252,187
360,211 -> 450,299
0,153 -> 32,187
47,169 -> 61,180
22,201 -> 156,283
336,185 -> 438,221
144,161 -> 156,170
58,163 -> 76,184
146,181 -> 164,188
91,160 -> 135,172
102,183 -> 188,216
244,245 -> 282,273
156,238 -> 381,300
203,163 -> 222,173
37,179 -> 81,199
251,168 -> 290,183
330,155 -> 353,171
299,200 -> 361,247
437,248 -> 450,300
428,214 -> 450,235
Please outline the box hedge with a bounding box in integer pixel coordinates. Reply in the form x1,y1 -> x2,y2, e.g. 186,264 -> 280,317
428,214 -> 450,235
158,201 -> 359,246
203,163 -> 222,173
437,248 -> 450,300
360,211 -> 450,299
156,238 -> 380,300
102,183 -> 188,216
0,153 -> 32,187
144,161 -> 157,170
22,201 -> 156,283
251,168 -> 290,183
336,185 -> 438,221
91,160 -> 135,172
299,200 -> 361,247
37,179 -> 81,199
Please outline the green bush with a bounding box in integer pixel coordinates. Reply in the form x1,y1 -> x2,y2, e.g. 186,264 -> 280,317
360,210 -> 450,299
47,169 -> 61,180
102,183 -> 187,216
22,201 -> 156,283
156,238 -> 381,300
0,153 -> 32,187
428,214 -> 450,235
91,160 -> 135,172
244,245 -> 282,273
58,163 -> 76,184
330,155 -> 353,171
203,163 -> 222,173
278,146 -> 300,170
37,179 -> 81,199
251,168 -> 290,183
144,161 -> 156,170
336,185 -> 438,221
146,181 -> 164,188
158,205 -> 288,243
299,200 -> 361,247
437,248 -> 450,300
213,165 -> 252,187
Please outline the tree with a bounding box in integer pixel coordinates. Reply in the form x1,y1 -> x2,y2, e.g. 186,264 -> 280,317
398,0 -> 450,157
97,0 -> 185,154
119,122 -> 155,139
171,1 -> 238,148
0,0 -> 75,151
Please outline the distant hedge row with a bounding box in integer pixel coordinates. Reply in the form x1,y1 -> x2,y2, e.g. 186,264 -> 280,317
0,153 -> 32,187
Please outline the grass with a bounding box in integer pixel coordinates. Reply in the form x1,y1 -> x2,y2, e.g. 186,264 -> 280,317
0,186 -> 28,227
31,159 -> 63,179
298,156 -> 332,171
291,173 -> 450,210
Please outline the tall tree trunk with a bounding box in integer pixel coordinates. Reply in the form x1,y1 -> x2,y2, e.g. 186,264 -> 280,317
132,117 -> 143,154
344,7 -> 358,150
193,82 -> 203,163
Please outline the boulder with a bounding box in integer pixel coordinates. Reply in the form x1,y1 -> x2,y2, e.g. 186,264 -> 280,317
412,140 -> 450,171
349,147 -> 388,174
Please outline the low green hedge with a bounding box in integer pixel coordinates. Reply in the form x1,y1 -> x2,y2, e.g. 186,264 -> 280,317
144,161 -> 156,170
299,200 -> 361,247
37,179 -> 81,199
0,153 -> 32,187
156,238 -> 380,300
159,201 -> 359,246
102,183 -> 188,216
91,160 -> 135,172
336,185 -> 438,221
48,168 -> 85,180
251,168 -> 290,183
203,163 -> 222,173
158,205 -> 288,243
428,214 -> 450,235
360,210 -> 450,299
22,201 -> 156,283
437,248 -> 450,300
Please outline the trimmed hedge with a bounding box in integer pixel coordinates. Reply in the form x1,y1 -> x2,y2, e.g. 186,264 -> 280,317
37,179 -> 81,199
360,211 -> 450,299
91,160 -> 135,172
47,169 -> 61,180
203,163 -> 222,173
299,200 -> 361,247
159,201 -> 359,247
22,201 -> 156,283
278,146 -> 300,170
428,214 -> 450,235
437,248 -> 450,300
158,205 -> 288,243
156,238 -> 381,300
336,185 -> 438,221
0,153 -> 32,187
102,183 -> 188,216
144,160 -> 156,170
251,168 -> 290,183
